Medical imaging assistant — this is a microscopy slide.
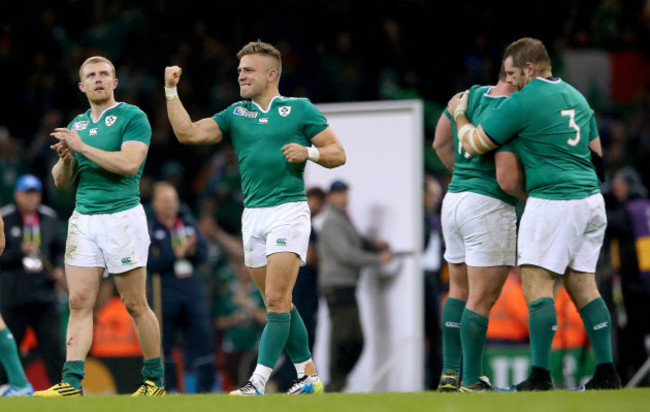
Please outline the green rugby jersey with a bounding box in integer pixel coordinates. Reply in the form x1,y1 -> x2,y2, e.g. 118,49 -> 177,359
68,102 -> 151,214
213,96 -> 328,208
445,85 -> 517,206
481,78 -> 600,200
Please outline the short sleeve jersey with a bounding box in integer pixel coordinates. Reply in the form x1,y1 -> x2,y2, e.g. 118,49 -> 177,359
213,96 -> 328,208
445,85 -> 517,206
68,102 -> 151,214
481,78 -> 599,200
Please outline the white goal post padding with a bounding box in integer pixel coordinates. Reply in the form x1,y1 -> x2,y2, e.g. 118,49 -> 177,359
305,100 -> 424,392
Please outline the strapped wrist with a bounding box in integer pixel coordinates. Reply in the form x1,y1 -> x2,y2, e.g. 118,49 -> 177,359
307,146 -> 320,162
165,87 -> 179,101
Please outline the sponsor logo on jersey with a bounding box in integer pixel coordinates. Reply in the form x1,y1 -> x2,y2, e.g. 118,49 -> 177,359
259,118 -> 269,124
278,105 -> 291,117
121,257 -> 132,265
233,106 -> 258,118
276,238 -> 287,246
445,322 -> 460,328
73,121 -> 89,130
89,128 -> 98,136
105,115 -> 117,127
593,322 -> 608,331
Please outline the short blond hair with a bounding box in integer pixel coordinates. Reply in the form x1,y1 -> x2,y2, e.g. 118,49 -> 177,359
79,56 -> 116,81
236,40 -> 282,75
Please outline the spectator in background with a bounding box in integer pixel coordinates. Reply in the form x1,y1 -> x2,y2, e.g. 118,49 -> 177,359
0,127 -> 28,206
0,201 -> 33,396
147,182 -> 215,393
214,254 -> 266,390
486,267 -> 529,345
317,180 -> 394,392
0,174 -> 65,388
422,175 -> 444,389
607,168 -> 650,385
275,186 -> 327,392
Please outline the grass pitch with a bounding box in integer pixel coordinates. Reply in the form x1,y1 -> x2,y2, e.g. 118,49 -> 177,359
0,389 -> 648,412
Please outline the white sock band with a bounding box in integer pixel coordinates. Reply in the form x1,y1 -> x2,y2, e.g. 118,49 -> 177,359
252,364 -> 273,387
294,358 -> 312,378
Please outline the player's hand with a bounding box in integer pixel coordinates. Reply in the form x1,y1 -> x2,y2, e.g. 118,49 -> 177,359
448,90 -> 469,120
165,66 -> 182,88
50,141 -> 73,161
51,128 -> 85,154
281,143 -> 309,163
0,233 -> 5,256
379,250 -> 395,264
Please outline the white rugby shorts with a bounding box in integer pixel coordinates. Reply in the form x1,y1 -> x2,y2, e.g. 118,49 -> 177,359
441,191 -> 517,267
517,193 -> 606,274
241,201 -> 310,268
65,204 -> 150,274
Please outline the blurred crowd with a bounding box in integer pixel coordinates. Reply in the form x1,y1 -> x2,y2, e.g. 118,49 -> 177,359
1,0 -> 650,391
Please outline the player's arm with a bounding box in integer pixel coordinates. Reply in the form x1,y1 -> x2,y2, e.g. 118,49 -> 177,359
589,136 -> 605,182
282,127 -> 346,169
495,151 -> 526,198
51,127 -> 148,176
164,66 -> 223,145
448,91 -> 498,156
51,141 -> 79,189
433,112 -> 455,172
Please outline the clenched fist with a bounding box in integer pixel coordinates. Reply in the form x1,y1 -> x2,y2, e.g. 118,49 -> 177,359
165,66 -> 183,88
281,143 -> 309,163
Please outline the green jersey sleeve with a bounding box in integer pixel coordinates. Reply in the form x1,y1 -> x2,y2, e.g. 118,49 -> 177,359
301,100 -> 329,139
481,94 -> 525,146
212,104 -> 235,138
123,110 -> 152,145
588,116 -> 598,141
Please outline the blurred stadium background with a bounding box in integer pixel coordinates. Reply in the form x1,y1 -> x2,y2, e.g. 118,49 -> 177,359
1,0 -> 649,394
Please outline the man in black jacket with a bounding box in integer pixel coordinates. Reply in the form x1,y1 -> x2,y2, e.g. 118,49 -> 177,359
0,174 -> 65,386
147,181 -> 215,393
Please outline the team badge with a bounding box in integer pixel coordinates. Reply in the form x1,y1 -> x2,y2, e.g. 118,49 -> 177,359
105,116 -> 117,127
278,106 -> 291,117
73,121 -> 89,130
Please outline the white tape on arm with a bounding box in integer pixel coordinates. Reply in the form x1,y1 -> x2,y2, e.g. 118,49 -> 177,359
307,146 -> 320,162
165,87 -> 179,101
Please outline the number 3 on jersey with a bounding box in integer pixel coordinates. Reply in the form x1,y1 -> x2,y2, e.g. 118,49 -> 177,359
561,109 -> 581,146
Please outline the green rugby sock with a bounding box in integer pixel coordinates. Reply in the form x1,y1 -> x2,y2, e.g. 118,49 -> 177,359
579,298 -> 613,365
62,360 -> 85,390
142,357 -> 164,387
258,312 -> 291,368
0,328 -> 29,388
285,306 -> 312,363
528,298 -> 557,370
441,298 -> 466,374
460,309 -> 489,385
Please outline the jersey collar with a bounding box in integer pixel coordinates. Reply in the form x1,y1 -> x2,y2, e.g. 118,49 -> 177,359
90,102 -> 121,123
534,77 -> 562,84
251,96 -> 283,113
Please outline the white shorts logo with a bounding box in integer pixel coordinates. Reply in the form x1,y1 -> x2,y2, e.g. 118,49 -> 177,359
278,106 -> 291,117
105,115 -> 117,126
